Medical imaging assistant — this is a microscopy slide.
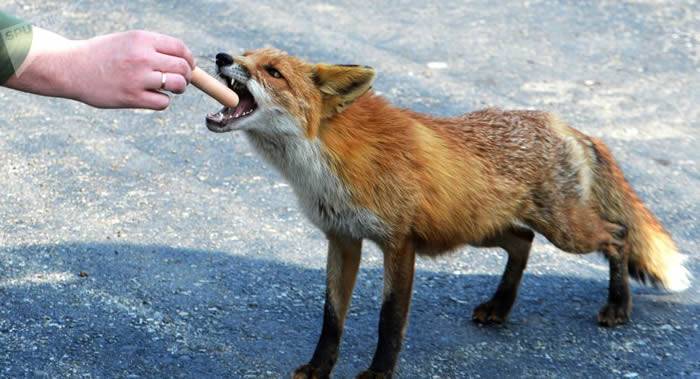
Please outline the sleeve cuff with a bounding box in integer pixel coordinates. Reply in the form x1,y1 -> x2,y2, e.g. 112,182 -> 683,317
0,13 -> 34,84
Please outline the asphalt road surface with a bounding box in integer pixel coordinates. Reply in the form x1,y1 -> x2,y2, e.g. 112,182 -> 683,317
1,0 -> 698,378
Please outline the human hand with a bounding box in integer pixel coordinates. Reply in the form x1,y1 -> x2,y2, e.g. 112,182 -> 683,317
4,29 -> 195,110
68,30 -> 195,109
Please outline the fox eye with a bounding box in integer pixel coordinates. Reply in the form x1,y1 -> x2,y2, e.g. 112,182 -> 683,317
265,66 -> 283,79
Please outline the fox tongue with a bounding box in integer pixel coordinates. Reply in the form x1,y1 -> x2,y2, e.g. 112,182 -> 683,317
233,96 -> 254,118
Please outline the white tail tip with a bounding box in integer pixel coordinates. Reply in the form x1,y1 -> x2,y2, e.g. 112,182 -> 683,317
662,254 -> 692,292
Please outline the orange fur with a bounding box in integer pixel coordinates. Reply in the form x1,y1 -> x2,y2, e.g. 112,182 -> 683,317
321,97 -> 530,252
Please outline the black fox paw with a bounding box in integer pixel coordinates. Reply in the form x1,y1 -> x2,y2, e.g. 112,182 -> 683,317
356,369 -> 389,379
597,303 -> 630,327
472,299 -> 511,324
293,364 -> 327,379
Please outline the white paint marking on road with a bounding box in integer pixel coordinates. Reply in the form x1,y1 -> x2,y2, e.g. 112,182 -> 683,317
427,61 -> 448,69
0,272 -> 77,288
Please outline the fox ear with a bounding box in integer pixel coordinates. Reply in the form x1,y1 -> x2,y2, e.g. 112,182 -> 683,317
311,64 -> 375,117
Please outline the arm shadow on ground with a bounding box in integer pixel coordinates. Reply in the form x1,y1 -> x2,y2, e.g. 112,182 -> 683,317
0,242 -> 696,378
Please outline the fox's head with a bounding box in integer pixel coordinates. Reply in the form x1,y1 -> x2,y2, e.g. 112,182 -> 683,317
205,48 -> 375,137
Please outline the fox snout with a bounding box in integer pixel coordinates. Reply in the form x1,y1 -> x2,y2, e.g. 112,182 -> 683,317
215,52 -> 251,84
205,52 -> 260,133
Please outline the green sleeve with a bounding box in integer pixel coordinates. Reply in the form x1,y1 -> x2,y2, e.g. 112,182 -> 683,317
0,11 -> 33,84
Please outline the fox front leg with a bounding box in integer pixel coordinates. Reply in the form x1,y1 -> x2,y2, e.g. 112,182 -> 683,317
357,238 -> 416,379
293,235 -> 362,379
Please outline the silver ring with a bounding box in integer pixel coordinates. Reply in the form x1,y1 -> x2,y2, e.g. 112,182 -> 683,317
160,72 -> 167,89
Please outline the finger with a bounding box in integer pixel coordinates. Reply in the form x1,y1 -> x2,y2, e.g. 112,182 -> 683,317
151,53 -> 192,83
143,71 -> 187,94
139,90 -> 171,110
144,70 -> 167,91
152,34 -> 195,69
162,73 -> 187,94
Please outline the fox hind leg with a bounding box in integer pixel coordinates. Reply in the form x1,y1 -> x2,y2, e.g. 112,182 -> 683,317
472,226 -> 534,324
527,202 -> 632,327
597,221 -> 631,327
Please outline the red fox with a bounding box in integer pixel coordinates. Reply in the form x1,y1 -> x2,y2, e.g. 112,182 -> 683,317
205,49 -> 691,378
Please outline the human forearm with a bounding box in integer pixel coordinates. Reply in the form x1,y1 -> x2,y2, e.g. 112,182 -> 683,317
3,27 -> 80,100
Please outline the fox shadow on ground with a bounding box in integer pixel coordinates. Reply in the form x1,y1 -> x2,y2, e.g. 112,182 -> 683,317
0,242 -> 696,378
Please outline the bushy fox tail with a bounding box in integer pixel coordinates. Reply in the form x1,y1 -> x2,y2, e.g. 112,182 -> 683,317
590,138 -> 691,291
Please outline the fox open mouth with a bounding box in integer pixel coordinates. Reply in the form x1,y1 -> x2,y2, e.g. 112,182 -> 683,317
206,81 -> 258,133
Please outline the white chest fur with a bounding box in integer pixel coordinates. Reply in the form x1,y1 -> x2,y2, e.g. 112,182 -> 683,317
245,127 -> 387,240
